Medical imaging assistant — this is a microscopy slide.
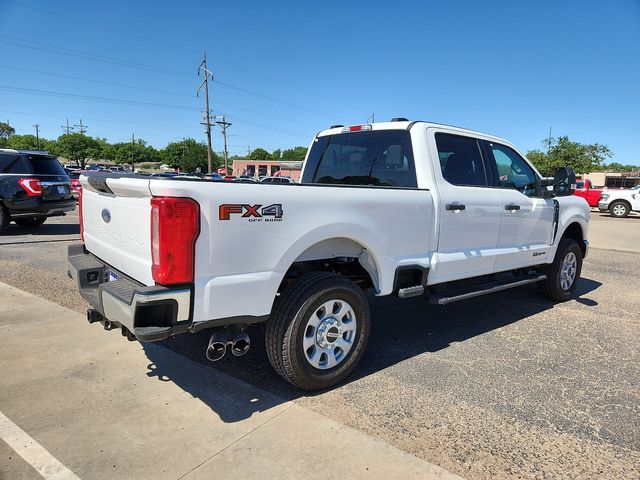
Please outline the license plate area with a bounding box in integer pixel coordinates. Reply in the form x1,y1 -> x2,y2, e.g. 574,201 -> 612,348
57,185 -> 67,194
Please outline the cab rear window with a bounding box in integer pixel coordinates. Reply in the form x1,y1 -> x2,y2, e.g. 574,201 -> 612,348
302,130 -> 418,188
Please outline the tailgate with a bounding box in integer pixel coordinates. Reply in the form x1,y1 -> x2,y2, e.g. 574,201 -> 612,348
80,174 -> 155,286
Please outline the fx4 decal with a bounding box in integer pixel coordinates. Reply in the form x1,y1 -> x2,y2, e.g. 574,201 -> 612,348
219,204 -> 284,222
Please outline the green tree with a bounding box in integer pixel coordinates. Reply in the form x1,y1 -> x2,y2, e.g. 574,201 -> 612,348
0,122 -> 15,138
114,139 -> 160,168
54,133 -> 100,169
249,147 -> 270,160
161,138 -> 215,172
270,149 -> 281,160
6,134 -> 40,150
526,136 -> 613,176
281,146 -> 307,161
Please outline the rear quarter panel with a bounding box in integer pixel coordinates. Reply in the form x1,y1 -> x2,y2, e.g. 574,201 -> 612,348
148,180 -> 434,323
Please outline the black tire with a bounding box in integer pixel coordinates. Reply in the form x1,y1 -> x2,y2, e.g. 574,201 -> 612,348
539,239 -> 583,301
14,217 -> 47,228
609,201 -> 630,218
0,205 -> 10,234
266,272 -> 371,391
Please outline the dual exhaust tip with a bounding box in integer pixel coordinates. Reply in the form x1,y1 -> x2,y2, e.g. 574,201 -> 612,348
206,327 -> 250,362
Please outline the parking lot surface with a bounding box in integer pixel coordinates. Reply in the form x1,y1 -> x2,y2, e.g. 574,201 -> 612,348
0,209 -> 639,479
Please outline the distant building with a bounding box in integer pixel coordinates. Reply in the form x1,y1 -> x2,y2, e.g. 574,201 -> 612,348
583,170 -> 640,188
230,159 -> 302,181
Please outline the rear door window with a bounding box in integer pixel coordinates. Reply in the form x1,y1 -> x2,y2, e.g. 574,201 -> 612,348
303,130 -> 418,187
0,153 -> 33,174
28,155 -> 67,176
435,133 -> 488,187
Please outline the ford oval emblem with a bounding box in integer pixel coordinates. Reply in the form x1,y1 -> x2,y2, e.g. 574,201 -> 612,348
101,208 -> 111,223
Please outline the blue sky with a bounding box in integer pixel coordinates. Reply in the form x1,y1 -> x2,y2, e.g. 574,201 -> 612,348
0,0 -> 638,163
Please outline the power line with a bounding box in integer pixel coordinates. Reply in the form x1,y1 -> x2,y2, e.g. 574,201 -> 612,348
0,86 -> 312,137
0,0 -> 331,98
0,35 -> 191,78
0,64 -> 324,127
0,64 -> 193,98
0,39 -> 340,118
0,0 -> 199,54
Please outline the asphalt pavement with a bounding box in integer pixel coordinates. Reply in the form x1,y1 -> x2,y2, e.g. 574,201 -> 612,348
0,209 -> 638,479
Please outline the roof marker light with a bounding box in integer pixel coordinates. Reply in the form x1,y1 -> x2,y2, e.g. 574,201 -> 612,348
341,124 -> 373,133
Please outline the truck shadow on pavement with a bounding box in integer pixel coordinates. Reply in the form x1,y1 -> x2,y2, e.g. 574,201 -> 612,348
147,277 -> 602,420
2,222 -> 80,236
140,342 -> 289,423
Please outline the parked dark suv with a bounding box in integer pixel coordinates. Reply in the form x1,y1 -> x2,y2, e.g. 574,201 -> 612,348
0,149 -> 75,233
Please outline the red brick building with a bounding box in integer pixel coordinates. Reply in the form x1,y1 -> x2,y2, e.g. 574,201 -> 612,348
230,160 -> 302,181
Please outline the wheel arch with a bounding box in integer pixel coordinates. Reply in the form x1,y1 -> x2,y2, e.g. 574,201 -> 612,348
558,221 -> 587,258
274,233 -> 383,298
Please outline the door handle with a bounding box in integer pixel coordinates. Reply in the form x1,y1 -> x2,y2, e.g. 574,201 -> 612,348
505,204 -> 521,210
446,203 -> 466,211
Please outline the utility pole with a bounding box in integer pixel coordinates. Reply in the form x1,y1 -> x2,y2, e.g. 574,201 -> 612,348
367,113 -> 375,124
131,133 -> 135,168
547,127 -> 552,154
197,51 -> 215,174
61,119 -> 74,134
75,119 -> 87,134
33,124 -> 40,149
216,115 -> 232,175
247,145 -> 251,158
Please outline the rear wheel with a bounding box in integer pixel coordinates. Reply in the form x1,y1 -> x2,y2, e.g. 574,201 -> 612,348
266,272 -> 370,391
609,201 -> 630,218
0,206 -> 10,234
14,217 -> 47,228
539,239 -> 582,301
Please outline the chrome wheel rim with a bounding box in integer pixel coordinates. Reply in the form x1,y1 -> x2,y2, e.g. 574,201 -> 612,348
302,299 -> 357,370
612,204 -> 626,216
560,252 -> 577,290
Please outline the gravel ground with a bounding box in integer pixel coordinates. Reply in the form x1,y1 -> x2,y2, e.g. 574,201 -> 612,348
1,210 -> 638,479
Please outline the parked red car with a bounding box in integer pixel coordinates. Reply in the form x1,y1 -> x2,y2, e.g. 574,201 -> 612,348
573,178 -> 603,207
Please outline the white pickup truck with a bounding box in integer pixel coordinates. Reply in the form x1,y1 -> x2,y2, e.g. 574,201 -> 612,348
598,187 -> 640,217
68,120 -> 589,390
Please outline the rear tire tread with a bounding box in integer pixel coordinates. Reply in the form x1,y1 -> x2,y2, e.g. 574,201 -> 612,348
266,272 -> 369,390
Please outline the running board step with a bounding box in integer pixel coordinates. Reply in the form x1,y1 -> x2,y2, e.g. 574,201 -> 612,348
428,274 -> 547,305
398,285 -> 425,298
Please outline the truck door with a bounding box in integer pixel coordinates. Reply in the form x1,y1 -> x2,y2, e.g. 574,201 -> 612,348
428,131 -> 502,283
482,140 -> 555,271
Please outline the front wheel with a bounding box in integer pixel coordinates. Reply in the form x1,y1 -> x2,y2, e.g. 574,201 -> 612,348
609,201 -> 630,218
539,239 -> 583,301
14,217 -> 47,228
266,272 -> 371,391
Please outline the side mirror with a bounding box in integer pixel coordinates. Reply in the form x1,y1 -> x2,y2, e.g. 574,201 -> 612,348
552,167 -> 576,197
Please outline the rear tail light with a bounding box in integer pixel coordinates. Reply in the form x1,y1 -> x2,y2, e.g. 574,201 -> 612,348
150,197 -> 200,285
17,178 -> 42,197
78,186 -> 84,242
71,179 -> 81,192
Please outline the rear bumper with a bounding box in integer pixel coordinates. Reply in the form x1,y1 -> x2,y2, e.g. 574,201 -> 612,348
6,198 -> 76,218
67,243 -> 192,342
